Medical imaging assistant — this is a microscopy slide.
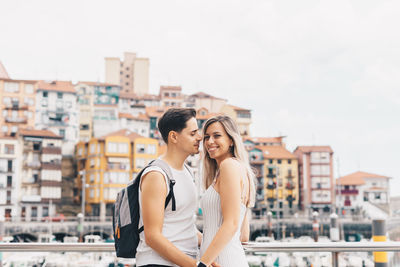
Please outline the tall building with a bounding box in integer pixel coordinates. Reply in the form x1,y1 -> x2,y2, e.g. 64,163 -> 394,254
159,86 -> 184,107
220,104 -> 252,137
35,81 -> 78,156
0,135 -> 21,221
293,146 -> 334,214
185,92 -> 227,113
76,81 -> 121,142
245,137 -> 299,217
105,52 -> 149,95
76,129 -> 158,219
19,129 -> 63,222
0,78 -> 37,136
336,171 -> 391,217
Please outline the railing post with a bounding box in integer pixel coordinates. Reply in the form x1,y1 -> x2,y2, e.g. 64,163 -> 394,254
373,219 -> 388,267
330,213 -> 339,267
312,211 -> 319,242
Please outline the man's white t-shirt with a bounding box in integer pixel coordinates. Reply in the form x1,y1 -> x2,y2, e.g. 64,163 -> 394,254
136,163 -> 198,267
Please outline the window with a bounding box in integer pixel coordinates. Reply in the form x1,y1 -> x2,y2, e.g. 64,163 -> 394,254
33,174 -> 39,183
2,110 -> 7,117
147,144 -> 156,155
90,143 -> 96,153
90,189 -> 94,198
25,84 -> 34,94
42,206 -> 49,217
31,207 -> 38,220
125,82 -> 129,86
277,159 -> 282,164
43,91 -> 48,98
269,159 -> 273,164
59,129 -> 65,137
126,74 -> 129,78
90,159 -> 95,168
41,99 -> 48,107
7,176 -> 12,187
80,124 -> 89,130
136,158 -> 145,169
90,172 -> 95,182
4,144 -> 14,155
118,143 -> 128,153
6,191 -> 11,204
4,82 -> 19,93
2,125 -> 8,133
136,144 -> 145,153
3,97 -> 11,105
57,92 -> 63,99
107,142 -> 117,153
7,160 -> 12,172
288,160 -> 292,164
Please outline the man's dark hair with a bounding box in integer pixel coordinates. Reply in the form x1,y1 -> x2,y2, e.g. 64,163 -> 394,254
157,108 -> 197,144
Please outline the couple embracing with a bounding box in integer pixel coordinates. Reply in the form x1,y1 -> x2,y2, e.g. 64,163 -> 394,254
136,108 -> 255,267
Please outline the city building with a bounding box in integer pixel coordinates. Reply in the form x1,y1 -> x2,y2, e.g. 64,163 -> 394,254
119,92 -> 160,113
118,112 -> 150,137
145,106 -> 168,140
105,52 -> 149,95
35,81 -> 78,156
245,137 -> 299,217
0,135 -> 21,221
0,78 -> 37,136
185,92 -> 227,113
76,81 -> 121,141
220,104 -> 252,137
19,129 -> 63,222
159,86 -> 184,107
336,171 -> 391,217
75,129 -> 158,219
293,146 -> 334,214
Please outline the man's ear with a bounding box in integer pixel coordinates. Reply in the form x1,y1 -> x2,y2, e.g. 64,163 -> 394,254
169,131 -> 178,144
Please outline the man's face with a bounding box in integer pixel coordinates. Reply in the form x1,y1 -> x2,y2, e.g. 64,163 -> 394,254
175,117 -> 202,155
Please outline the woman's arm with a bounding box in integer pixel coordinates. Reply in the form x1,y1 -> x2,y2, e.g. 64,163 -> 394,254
199,158 -> 243,265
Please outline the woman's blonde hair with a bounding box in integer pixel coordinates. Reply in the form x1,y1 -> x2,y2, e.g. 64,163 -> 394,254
202,115 -> 256,207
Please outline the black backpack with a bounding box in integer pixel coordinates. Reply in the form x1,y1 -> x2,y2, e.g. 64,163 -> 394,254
112,158 -> 177,258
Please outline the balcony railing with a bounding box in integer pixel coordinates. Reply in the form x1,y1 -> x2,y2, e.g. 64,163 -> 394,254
5,116 -> 28,123
337,189 -> 359,195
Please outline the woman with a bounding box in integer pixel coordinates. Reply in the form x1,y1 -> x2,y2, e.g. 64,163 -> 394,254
198,115 -> 255,267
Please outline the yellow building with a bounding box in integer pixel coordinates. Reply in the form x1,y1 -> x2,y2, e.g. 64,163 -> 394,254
0,78 -> 37,136
246,137 -> 299,217
75,129 -> 158,218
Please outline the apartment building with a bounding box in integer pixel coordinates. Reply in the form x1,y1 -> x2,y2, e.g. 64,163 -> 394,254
35,81 -> 78,156
119,92 -> 160,113
336,171 -> 391,216
145,106 -> 168,140
0,78 -> 36,136
76,129 -> 158,218
76,81 -> 121,142
118,112 -> 150,137
245,138 -> 299,217
293,146 -> 334,214
19,129 -> 63,221
185,92 -> 227,113
220,104 -> 251,137
0,135 -> 20,221
105,52 -> 149,95
159,86 -> 184,107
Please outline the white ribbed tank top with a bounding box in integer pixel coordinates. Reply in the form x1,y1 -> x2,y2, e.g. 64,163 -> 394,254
200,185 -> 249,267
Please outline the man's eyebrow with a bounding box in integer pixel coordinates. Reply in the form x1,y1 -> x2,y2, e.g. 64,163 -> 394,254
191,128 -> 199,132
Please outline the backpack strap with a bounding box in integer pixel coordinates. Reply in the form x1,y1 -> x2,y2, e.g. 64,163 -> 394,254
149,159 -> 176,211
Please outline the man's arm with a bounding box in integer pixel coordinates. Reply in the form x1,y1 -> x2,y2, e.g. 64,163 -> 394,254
141,171 -> 196,267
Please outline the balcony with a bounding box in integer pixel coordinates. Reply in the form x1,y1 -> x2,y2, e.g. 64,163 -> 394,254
5,103 -> 29,110
286,182 -> 295,190
5,116 -> 28,124
41,162 -> 61,170
337,189 -> 359,195
42,147 -> 62,154
344,199 -> 351,206
24,161 -> 41,169
266,181 -> 276,190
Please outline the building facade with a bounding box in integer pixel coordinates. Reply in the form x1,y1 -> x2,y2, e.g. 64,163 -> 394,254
159,86 -> 184,107
0,135 -> 20,221
0,78 -> 37,136
293,146 -> 334,214
76,129 -> 158,219
19,129 -> 63,222
105,52 -> 149,95
220,104 -> 251,137
35,81 -> 78,156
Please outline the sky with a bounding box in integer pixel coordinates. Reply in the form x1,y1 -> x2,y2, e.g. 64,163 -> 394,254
1,0 -> 399,196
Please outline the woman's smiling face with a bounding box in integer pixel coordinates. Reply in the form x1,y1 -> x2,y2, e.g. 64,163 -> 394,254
203,121 -> 233,163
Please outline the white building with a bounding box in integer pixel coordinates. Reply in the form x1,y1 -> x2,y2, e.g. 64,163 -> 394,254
35,81 -> 79,156
0,135 -> 20,221
19,129 -> 63,221
118,112 -> 150,137
336,171 -> 391,217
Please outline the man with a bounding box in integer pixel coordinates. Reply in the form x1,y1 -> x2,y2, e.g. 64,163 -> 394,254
136,108 -> 211,267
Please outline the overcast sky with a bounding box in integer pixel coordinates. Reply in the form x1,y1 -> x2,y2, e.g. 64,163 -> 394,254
1,0 -> 399,197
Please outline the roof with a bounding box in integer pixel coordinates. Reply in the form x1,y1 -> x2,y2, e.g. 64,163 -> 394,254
337,171 -> 390,186
225,104 -> 250,112
190,91 -> 225,101
160,86 -> 182,92
255,145 -> 297,160
37,80 -> 76,93
294,146 -> 334,153
244,136 -> 285,145
78,81 -> 120,87
119,92 -> 160,100
99,129 -> 146,141
118,112 -> 149,121
0,61 -> 10,79
19,129 -> 63,139
145,106 -> 168,118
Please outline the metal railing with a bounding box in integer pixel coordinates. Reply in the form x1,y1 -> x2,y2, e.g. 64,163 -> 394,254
1,242 -> 399,266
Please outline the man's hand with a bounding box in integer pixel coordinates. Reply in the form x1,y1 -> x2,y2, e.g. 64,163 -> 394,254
211,262 -> 221,267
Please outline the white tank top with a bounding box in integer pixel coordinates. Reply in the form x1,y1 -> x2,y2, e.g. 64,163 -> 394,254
136,164 -> 199,267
